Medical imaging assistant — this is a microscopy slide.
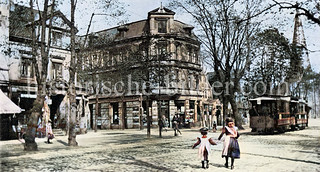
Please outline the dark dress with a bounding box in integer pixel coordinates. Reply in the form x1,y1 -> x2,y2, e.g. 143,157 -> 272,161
219,127 -> 240,158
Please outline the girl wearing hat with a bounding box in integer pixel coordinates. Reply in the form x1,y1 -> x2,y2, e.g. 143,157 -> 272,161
218,118 -> 240,170
192,127 -> 217,169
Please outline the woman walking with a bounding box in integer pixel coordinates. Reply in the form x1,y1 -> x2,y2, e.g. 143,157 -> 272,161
218,118 -> 240,170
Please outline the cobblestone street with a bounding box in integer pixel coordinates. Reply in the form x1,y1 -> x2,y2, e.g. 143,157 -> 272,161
1,118 -> 320,172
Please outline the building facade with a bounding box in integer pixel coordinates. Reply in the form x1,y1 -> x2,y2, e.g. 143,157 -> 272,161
80,6 -> 221,130
0,2 -> 90,134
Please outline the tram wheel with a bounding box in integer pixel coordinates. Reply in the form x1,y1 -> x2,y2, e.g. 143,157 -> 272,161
290,126 -> 296,131
277,127 -> 285,133
267,128 -> 274,134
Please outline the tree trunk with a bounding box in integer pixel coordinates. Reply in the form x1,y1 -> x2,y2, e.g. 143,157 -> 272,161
24,97 -> 44,151
222,94 -> 227,127
24,0 -> 50,151
68,90 -> 78,146
146,98 -> 151,138
229,96 -> 244,129
95,95 -> 98,131
68,0 -> 78,146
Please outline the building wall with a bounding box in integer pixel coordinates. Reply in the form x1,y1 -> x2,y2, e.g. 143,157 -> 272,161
82,7 -> 217,130
1,3 -> 90,132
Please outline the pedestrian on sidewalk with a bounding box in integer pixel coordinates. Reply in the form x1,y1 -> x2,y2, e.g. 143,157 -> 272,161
218,118 -> 240,170
160,115 -> 168,132
46,120 -> 54,144
172,114 -> 181,136
192,127 -> 217,169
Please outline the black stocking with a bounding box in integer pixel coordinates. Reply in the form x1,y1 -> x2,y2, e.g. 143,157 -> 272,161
225,157 -> 228,167
231,157 -> 234,167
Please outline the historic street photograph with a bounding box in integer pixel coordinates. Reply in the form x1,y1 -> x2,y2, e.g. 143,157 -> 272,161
1,0 -> 319,171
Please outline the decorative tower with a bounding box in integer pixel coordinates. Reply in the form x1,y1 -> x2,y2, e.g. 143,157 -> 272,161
292,10 -> 311,69
290,10 -> 312,98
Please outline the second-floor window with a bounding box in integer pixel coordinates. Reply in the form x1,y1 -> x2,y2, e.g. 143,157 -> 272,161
52,31 -> 63,47
52,62 -> 62,79
157,42 -> 167,56
21,58 -> 34,78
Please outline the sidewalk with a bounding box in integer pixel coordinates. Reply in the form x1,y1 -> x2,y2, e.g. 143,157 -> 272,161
0,124 -> 251,163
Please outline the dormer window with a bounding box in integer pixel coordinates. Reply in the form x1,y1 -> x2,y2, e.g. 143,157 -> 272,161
117,25 -> 128,38
183,25 -> 194,36
157,19 -> 167,33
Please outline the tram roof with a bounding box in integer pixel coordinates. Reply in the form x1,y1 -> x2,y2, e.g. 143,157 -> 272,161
249,96 -> 291,102
298,99 -> 306,104
249,97 -> 276,101
290,99 -> 306,104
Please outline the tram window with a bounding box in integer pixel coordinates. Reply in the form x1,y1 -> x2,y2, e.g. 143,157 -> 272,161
280,102 -> 285,112
262,106 -> 268,115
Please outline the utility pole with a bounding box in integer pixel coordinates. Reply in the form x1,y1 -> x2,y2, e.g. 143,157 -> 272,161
158,51 -> 162,138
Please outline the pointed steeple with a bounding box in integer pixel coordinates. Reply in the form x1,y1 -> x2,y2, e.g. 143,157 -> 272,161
292,9 -> 311,69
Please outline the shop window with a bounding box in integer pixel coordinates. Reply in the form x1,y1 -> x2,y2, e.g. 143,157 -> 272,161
100,103 -> 109,118
112,103 -> 119,124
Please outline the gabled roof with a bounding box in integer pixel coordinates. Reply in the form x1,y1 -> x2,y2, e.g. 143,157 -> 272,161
9,3 -> 77,39
148,6 -> 175,16
33,10 -> 78,33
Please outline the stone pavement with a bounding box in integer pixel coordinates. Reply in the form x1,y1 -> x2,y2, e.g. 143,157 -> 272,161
1,119 -> 319,172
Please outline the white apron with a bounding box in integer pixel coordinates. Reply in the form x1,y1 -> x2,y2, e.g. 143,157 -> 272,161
198,137 -> 211,160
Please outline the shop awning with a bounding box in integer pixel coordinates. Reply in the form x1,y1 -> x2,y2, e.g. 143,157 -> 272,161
0,89 -> 21,114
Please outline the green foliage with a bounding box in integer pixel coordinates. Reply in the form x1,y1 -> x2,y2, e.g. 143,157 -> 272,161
245,28 -> 303,96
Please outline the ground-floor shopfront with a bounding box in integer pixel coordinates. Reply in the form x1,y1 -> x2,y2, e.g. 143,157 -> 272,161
88,95 -> 222,130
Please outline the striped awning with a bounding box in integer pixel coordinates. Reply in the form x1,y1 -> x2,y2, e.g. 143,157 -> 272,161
0,89 -> 21,114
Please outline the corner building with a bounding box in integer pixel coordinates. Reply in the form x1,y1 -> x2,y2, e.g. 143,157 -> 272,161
81,6 -> 220,129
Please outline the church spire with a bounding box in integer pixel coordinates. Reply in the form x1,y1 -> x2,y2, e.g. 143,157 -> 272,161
292,9 -> 311,69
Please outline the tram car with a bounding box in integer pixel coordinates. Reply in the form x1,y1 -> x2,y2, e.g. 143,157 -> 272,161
249,96 -> 309,134
290,98 -> 309,129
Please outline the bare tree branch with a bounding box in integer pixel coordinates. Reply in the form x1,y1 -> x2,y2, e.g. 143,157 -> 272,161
273,0 -> 320,25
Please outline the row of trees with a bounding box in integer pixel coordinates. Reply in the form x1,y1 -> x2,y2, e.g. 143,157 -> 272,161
169,0 -> 319,127
16,0 -> 126,150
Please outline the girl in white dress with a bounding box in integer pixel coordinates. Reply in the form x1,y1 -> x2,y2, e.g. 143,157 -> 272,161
192,127 -> 217,168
